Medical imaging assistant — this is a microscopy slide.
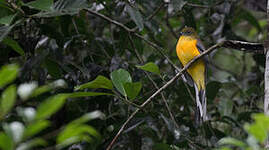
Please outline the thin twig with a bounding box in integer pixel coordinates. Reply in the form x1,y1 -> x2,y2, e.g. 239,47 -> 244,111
72,18 -> 79,34
133,33 -> 181,71
164,12 -> 196,103
85,8 -> 133,32
186,3 -> 210,8
128,34 -> 179,129
84,9 -> 265,149
106,42 -> 222,150
85,9 -> 264,65
7,1 -> 25,15
130,2 -> 165,32
147,2 -> 165,21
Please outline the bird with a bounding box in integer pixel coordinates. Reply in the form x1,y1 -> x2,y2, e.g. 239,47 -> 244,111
176,27 -> 207,125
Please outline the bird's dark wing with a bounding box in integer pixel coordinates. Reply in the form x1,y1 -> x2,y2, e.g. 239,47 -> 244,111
196,39 -> 205,53
196,38 -> 208,84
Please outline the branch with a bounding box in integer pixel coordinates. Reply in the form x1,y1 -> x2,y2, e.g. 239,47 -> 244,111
85,8 -> 133,32
264,0 -> 269,148
223,40 -> 264,53
85,9 -> 265,149
128,34 -> 180,129
106,42 -> 222,150
85,9 -> 264,58
147,2 -> 165,21
130,2 -> 165,32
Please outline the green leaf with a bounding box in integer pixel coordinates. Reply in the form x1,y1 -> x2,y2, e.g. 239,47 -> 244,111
53,0 -> 87,10
24,0 -> 53,11
123,82 -> 142,100
31,79 -> 67,97
0,64 -> 19,88
44,59 -> 62,78
65,92 -> 112,98
126,4 -> 144,31
56,111 -> 102,148
2,37 -> 25,56
136,62 -> 160,75
0,24 -> 15,42
30,85 -> 52,98
33,0 -> 87,17
75,75 -> 113,91
57,124 -> 100,147
110,69 -> 132,96
23,120 -> 50,139
35,92 -> 110,120
35,94 -> 68,120
171,0 -> 187,12
0,13 -> 17,25
0,132 -> 13,150
0,85 -> 16,116
218,99 -> 233,116
218,137 -> 246,147
245,113 -> 269,143
0,1 -> 12,14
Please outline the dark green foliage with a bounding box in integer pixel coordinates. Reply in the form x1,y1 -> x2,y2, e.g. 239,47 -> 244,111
0,0 -> 267,149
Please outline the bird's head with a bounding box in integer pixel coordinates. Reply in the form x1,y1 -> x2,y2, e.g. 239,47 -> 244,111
180,27 -> 198,38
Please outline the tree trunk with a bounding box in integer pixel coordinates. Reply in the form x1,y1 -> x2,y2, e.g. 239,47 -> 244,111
264,0 -> 269,148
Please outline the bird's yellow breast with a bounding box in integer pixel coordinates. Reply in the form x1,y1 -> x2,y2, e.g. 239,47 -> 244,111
176,35 -> 205,90
176,36 -> 200,65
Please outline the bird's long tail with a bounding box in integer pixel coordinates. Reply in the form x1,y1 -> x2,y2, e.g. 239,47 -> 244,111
194,84 -> 207,126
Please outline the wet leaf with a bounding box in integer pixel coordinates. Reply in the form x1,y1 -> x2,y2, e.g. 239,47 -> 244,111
35,94 -> 68,120
136,62 -> 160,75
0,64 -> 19,88
218,137 -> 246,147
126,4 -> 144,30
0,85 -> 16,117
0,132 -> 13,150
23,0 -> 53,11
2,37 -> 25,56
0,13 -> 17,25
123,82 -> 142,100
244,114 -> 269,143
75,75 -> 113,91
110,69 -> 132,96
23,120 -> 50,139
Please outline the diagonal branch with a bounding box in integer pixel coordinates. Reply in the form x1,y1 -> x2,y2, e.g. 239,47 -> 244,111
85,9 -> 265,62
85,8 -> 265,149
106,42 -> 222,150
128,33 -> 179,129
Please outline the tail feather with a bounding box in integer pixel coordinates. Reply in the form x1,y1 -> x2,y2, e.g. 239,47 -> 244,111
194,84 -> 207,126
